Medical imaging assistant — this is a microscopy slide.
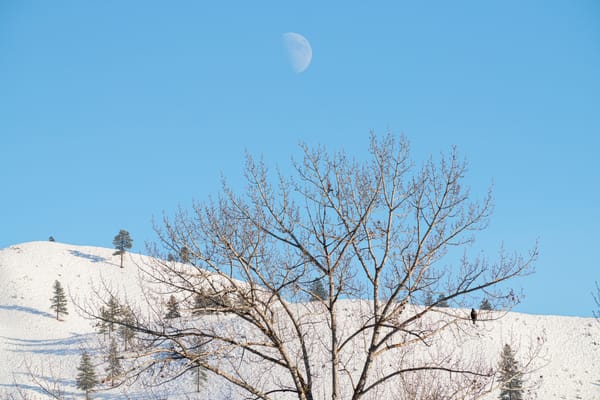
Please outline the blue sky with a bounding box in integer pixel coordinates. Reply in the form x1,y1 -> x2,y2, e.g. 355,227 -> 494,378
1,1 -> 598,317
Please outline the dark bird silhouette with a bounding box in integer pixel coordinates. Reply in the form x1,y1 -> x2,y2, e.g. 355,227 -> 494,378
470,308 -> 477,324
327,180 -> 333,193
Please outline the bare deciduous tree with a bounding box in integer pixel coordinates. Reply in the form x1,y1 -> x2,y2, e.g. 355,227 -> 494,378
593,281 -> 600,320
82,133 -> 538,400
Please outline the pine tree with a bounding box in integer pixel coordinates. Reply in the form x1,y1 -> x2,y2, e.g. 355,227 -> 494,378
50,280 -> 68,320
180,246 -> 190,263
191,337 -> 206,393
112,229 -> 133,268
105,337 -> 123,387
423,292 -> 435,307
498,344 -> 524,400
480,298 -> 493,311
309,279 -> 327,302
96,297 -> 121,338
117,305 -> 136,351
95,306 -> 109,338
192,290 -> 211,315
165,295 -> 181,319
106,296 -> 121,335
436,294 -> 449,308
76,351 -> 97,400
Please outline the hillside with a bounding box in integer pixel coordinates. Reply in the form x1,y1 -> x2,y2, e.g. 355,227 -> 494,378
1,241 -> 599,399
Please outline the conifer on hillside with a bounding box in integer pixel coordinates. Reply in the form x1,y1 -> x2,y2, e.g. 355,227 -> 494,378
436,294 -> 449,308
112,229 -> 133,268
105,337 -> 123,387
192,290 -> 212,315
480,298 -> 493,311
117,305 -> 136,351
180,246 -> 190,263
309,279 -> 327,302
76,351 -> 97,400
165,295 -> 181,319
49,280 -> 68,320
190,337 -> 207,393
96,296 -> 121,338
423,292 -> 435,307
498,344 -> 524,400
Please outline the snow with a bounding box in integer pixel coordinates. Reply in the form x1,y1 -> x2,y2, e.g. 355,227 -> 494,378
1,241 -> 599,399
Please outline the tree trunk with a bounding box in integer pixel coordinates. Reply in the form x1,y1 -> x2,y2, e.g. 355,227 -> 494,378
196,365 -> 200,393
329,276 -> 339,400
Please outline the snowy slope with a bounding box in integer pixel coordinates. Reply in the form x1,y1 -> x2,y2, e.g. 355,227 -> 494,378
1,241 -> 599,399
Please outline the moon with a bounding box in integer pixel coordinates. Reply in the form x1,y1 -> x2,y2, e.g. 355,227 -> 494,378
283,32 -> 312,73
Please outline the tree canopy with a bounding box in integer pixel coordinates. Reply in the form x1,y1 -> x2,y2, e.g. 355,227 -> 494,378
84,133 -> 537,400
112,229 -> 133,268
50,280 -> 68,320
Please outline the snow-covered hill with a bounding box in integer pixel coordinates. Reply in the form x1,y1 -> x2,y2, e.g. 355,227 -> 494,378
1,241 -> 599,399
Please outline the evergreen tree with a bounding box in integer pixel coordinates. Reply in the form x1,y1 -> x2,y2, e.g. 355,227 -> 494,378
112,229 -> 133,268
76,351 -> 97,400
50,280 -> 68,320
180,246 -> 190,263
309,278 -> 327,302
498,344 -> 524,400
423,292 -> 435,307
117,305 -> 136,351
190,337 -> 207,393
192,290 -> 211,315
95,306 -> 109,338
96,297 -> 121,337
436,294 -> 449,308
105,337 -> 123,387
480,298 -> 493,311
106,296 -> 121,335
165,295 -> 181,319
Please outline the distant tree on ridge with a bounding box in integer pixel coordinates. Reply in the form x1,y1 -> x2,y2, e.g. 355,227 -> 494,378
423,292 -> 435,307
112,229 -> 133,268
309,278 -> 327,302
480,298 -> 493,311
50,280 -> 68,320
436,294 -> 449,308
593,281 -> 600,320
180,246 -> 190,263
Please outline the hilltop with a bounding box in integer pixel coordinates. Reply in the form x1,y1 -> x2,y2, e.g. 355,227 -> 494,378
1,241 -> 599,399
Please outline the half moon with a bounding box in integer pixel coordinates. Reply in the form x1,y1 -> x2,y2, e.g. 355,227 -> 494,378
282,32 -> 312,73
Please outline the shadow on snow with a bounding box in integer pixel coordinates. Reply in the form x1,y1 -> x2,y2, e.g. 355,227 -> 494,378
68,250 -> 109,263
0,305 -> 55,319
1,333 -> 94,356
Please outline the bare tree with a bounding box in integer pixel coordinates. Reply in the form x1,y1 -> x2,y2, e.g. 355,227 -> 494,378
82,133 -> 537,400
593,281 -> 600,320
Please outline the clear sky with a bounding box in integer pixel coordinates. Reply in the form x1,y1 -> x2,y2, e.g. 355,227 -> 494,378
1,1 -> 598,317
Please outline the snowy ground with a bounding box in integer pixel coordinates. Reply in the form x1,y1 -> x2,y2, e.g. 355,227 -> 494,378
1,241 -> 599,399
